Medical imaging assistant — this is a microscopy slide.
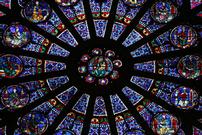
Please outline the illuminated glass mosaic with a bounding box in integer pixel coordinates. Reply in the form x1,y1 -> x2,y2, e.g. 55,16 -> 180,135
0,0 -> 201,134
78,48 -> 122,85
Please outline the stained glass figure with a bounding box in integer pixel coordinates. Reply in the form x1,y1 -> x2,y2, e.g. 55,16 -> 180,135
1,85 -> 29,111
177,55 -> 202,79
0,54 -> 23,78
22,0 -> 51,23
150,1 -> 178,23
3,23 -> 31,48
18,111 -> 49,134
170,25 -> 198,49
170,86 -> 198,109
151,112 -> 179,135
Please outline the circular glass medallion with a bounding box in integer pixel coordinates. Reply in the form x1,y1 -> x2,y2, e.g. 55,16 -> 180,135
54,129 -> 75,135
170,25 -> 197,49
1,85 -> 29,110
3,23 -> 31,48
55,0 -> 79,6
122,0 -> 147,7
150,1 -> 178,23
177,55 -> 202,79
19,112 -> 48,134
0,54 -> 23,78
78,48 -> 122,85
23,0 -> 51,23
151,112 -> 179,135
88,56 -> 113,78
171,86 -> 198,109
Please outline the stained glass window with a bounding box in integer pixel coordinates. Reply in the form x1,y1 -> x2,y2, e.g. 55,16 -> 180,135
0,0 -> 201,134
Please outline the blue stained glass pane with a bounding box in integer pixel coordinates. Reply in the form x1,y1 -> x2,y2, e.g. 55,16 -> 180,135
57,29 -> 79,47
74,21 -> 90,40
72,94 -> 90,115
93,96 -> 107,116
56,86 -> 78,105
131,76 -> 154,91
116,1 -> 127,17
99,120 -> 111,135
101,0 -> 113,13
123,30 -> 143,47
123,112 -> 143,130
110,94 -> 128,115
137,106 -> 153,126
89,0 -> 101,14
130,44 -> 152,58
48,43 -> 70,57
115,115 -> 127,135
37,22 -> 58,36
94,20 -> 108,37
122,86 -> 143,105
89,121 -> 99,135
57,113 -> 76,130
44,60 -> 66,72
110,22 -> 126,40
145,101 -> 166,114
134,61 -> 156,73
46,76 -> 69,90
72,116 -> 85,134
22,43 -> 45,53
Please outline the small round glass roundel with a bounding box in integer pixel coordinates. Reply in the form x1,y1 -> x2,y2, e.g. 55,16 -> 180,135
0,54 -> 23,78
151,112 -> 179,135
55,0 -> 79,6
19,112 -> 48,134
88,56 -> 113,78
3,23 -> 31,48
150,1 -> 178,23
170,25 -> 197,49
1,85 -> 29,110
23,0 -> 51,23
177,55 -> 202,79
122,0 -> 147,7
54,129 -> 75,135
171,86 -> 198,109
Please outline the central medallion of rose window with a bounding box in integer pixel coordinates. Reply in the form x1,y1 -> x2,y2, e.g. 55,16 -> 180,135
88,56 -> 113,78
78,48 -> 122,85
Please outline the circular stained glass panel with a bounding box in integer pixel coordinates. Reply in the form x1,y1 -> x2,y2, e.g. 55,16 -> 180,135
171,86 -> 198,109
170,25 -> 198,49
150,1 -> 178,23
88,56 -> 113,78
3,23 -> 31,48
23,0 -> 51,23
177,55 -> 202,79
0,54 -> 23,78
19,112 -> 49,134
1,85 -> 29,110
